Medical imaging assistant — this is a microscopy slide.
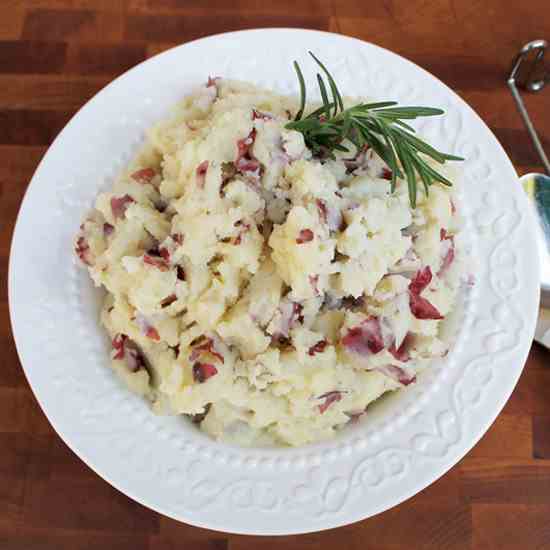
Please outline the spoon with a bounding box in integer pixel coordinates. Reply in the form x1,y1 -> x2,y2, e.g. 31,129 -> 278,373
522,173 -> 550,307
508,39 -> 550,306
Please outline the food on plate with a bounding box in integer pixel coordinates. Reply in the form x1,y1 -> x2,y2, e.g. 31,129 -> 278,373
75,55 -> 464,446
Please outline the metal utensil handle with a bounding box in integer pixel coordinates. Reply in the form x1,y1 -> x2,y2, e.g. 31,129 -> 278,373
508,39 -> 550,175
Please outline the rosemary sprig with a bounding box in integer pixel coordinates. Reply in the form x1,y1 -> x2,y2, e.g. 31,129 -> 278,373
285,52 -> 463,207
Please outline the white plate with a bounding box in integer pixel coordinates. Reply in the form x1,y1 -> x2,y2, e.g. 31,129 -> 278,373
9,29 -> 540,535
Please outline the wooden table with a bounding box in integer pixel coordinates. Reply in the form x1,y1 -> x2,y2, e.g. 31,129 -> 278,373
1,1 -> 549,548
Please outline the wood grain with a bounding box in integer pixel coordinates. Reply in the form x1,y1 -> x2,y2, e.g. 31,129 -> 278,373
22,9 -> 124,42
0,41 -> 67,74
0,75 -> 111,110
124,13 -> 330,42
1,1 -> 549,548
472,503 -> 550,550
126,0 -> 337,16
65,42 -> 147,75
0,5 -> 25,39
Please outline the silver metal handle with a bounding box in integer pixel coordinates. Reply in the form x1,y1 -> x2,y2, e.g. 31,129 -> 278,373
508,39 -> 550,175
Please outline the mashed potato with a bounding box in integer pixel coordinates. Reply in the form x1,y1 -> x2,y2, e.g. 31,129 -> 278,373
75,78 -> 463,447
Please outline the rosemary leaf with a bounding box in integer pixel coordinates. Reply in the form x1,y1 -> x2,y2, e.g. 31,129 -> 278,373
309,51 -> 344,114
293,61 -> 306,121
421,161 -> 454,186
284,56 -> 463,207
356,101 -> 398,110
305,102 -> 336,120
316,74 -> 331,119
342,111 -> 352,143
375,106 -> 445,118
333,143 -> 350,153
392,126 -> 448,163
395,140 -> 418,208
415,157 -> 433,197
391,119 -> 417,133
370,117 -> 403,180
